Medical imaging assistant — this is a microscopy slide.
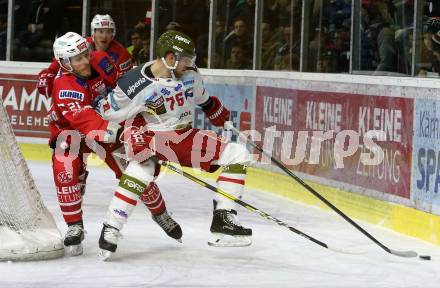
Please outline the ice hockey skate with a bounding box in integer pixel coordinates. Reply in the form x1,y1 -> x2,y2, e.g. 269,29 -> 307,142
208,209 -> 252,247
152,210 -> 183,242
64,221 -> 85,256
98,223 -> 121,261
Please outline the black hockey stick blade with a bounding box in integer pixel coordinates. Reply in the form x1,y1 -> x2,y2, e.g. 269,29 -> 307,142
389,249 -> 418,258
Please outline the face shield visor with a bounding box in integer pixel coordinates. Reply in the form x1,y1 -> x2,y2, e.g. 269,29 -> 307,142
175,52 -> 197,68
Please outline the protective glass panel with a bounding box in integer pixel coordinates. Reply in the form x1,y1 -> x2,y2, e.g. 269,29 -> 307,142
357,0 -> 414,76
215,0 -> 255,69
262,0 -> 302,71
305,0 -> 351,73
156,0 -> 210,68
12,0 -> 83,62
414,1 -> 440,77
90,0 -> 152,66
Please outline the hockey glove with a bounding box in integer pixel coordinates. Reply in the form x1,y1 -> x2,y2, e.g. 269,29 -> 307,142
201,96 -> 230,127
36,68 -> 55,97
92,94 -> 111,116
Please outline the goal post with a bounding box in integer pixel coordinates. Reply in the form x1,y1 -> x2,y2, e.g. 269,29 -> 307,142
0,97 -> 64,261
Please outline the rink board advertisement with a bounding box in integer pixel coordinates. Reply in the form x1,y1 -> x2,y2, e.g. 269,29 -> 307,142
255,86 -> 414,198
0,73 -> 51,138
412,99 -> 440,214
193,83 -> 254,141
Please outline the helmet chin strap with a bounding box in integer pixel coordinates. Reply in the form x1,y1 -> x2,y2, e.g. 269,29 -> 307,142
60,59 -> 74,73
161,57 -> 179,79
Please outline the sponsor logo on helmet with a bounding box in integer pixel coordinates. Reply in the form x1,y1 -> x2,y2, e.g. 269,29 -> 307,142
57,171 -> 73,184
175,35 -> 190,44
101,20 -> 110,27
172,45 -> 183,52
77,41 -> 88,51
59,90 -> 84,101
127,77 -> 147,96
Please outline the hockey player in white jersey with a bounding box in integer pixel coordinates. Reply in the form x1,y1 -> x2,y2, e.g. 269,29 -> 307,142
94,30 -> 253,260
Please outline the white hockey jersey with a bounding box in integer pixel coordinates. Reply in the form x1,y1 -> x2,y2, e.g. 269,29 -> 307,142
99,62 -> 209,131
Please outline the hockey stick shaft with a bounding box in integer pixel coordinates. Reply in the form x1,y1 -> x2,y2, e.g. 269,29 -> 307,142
159,160 -> 335,251
226,123 -> 417,258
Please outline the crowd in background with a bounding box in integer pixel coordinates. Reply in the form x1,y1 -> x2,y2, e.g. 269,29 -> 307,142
1,0 -> 440,77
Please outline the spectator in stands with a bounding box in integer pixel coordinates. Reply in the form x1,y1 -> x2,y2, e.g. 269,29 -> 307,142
361,0 -> 398,73
316,51 -> 335,73
127,28 -> 144,60
273,25 -> 300,71
230,0 -> 256,29
224,17 -> 253,63
269,0 -> 301,28
196,19 -> 225,67
261,21 -> 282,70
134,35 -> 150,66
165,21 -> 182,32
17,0 -> 64,62
225,44 -> 252,69
416,30 -> 440,77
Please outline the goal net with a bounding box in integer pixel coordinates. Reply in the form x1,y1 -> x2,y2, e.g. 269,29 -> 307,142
0,97 -> 64,261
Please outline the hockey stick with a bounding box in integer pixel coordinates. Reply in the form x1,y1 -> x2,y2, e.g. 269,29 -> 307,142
225,122 -> 419,258
158,160 -> 364,255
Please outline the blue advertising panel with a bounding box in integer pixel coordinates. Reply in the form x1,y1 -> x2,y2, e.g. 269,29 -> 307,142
193,83 -> 254,142
412,99 -> 440,214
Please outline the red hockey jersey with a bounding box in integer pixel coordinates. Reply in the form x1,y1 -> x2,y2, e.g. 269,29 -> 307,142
48,68 -> 112,147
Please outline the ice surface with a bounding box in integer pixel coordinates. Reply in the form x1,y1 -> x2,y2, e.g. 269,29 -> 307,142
1,161 -> 439,288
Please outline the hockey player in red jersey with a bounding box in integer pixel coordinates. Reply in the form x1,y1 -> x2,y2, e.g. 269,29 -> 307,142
50,32 -> 181,256
37,14 -> 132,98
88,14 -> 133,75
94,31 -> 253,260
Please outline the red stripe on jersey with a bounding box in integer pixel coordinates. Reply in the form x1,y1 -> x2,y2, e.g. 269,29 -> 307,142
115,191 -> 137,205
217,176 -> 245,185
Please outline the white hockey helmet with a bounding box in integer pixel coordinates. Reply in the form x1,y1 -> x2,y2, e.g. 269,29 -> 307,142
53,32 -> 90,72
91,14 -> 116,37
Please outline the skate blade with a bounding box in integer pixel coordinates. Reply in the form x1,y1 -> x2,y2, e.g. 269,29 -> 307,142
98,249 -> 113,261
208,233 -> 252,247
66,244 -> 83,256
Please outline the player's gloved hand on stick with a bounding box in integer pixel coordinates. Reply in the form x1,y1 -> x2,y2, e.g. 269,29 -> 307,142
37,68 -> 55,97
201,96 -> 230,127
